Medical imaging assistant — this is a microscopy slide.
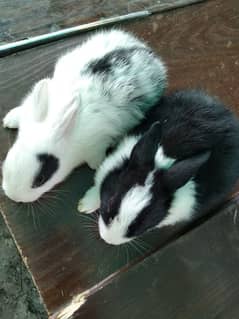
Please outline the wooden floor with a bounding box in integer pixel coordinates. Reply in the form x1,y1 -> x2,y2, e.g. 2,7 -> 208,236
0,0 -> 202,43
1,0 -> 239,318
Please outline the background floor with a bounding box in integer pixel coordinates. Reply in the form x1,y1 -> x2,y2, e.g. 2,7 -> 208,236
0,214 -> 47,319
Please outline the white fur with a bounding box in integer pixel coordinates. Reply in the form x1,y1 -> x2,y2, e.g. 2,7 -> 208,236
99,172 -> 154,245
96,135 -> 141,188
158,180 -> 196,227
78,186 -> 100,214
2,107 -> 21,129
91,138 -> 196,244
155,148 -> 196,227
2,29 -> 166,202
78,135 -> 140,213
154,146 -> 175,168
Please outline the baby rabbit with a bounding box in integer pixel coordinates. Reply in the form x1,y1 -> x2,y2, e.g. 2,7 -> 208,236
2,29 -> 166,202
78,90 -> 239,245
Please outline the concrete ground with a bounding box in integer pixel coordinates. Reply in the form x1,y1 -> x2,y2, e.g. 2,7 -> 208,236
0,214 -> 47,319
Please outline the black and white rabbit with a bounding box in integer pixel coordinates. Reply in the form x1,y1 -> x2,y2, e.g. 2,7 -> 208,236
78,90 -> 239,245
2,29 -> 166,202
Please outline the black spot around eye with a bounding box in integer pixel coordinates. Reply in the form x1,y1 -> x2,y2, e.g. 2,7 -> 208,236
32,154 -> 59,188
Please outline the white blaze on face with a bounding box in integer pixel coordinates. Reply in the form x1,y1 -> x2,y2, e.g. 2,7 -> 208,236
95,135 -> 141,189
99,172 -> 154,245
154,146 -> 175,169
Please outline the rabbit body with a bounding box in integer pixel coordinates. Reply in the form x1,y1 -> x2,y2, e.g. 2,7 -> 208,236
79,90 -> 239,245
2,29 -> 166,202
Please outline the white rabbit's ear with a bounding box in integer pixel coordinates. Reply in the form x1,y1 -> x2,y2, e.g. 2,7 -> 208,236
32,78 -> 50,122
53,98 -> 79,140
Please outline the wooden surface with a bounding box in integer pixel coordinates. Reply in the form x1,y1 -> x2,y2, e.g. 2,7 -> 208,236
0,0 -> 239,318
68,200 -> 239,319
0,0 -> 204,44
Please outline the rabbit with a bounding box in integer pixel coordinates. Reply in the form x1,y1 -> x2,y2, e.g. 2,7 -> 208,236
78,89 -> 239,245
1,29 -> 167,203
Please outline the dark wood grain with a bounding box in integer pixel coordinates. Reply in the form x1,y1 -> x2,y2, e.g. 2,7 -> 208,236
0,0 -> 204,44
0,0 -> 239,317
68,201 -> 239,319
0,178 -> 187,314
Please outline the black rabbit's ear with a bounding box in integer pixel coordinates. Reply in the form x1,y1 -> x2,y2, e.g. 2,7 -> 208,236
130,122 -> 161,167
162,151 -> 211,191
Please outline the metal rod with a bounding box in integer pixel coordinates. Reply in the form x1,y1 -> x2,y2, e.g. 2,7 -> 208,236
0,11 -> 150,58
0,0 -> 206,58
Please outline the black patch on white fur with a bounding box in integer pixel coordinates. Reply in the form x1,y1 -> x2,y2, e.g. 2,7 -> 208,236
32,154 -> 59,188
86,47 -> 151,75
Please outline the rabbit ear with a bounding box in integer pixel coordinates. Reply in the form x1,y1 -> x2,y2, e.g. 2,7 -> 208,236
53,97 -> 79,140
130,122 -> 161,167
162,151 -> 211,191
32,78 -> 50,122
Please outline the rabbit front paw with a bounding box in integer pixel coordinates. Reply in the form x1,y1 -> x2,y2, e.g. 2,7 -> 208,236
78,186 -> 100,214
3,107 -> 21,129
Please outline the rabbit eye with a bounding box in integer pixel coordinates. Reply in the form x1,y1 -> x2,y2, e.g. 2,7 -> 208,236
32,153 -> 59,188
36,174 -> 45,186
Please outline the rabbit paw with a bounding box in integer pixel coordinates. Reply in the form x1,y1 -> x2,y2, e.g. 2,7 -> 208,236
78,186 -> 100,214
3,107 -> 21,129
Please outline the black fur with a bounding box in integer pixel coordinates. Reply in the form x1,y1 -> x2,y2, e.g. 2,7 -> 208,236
86,47 -> 151,76
32,154 -> 59,188
100,158 -> 151,225
99,90 -> 239,240
132,90 -> 239,212
126,175 -> 174,237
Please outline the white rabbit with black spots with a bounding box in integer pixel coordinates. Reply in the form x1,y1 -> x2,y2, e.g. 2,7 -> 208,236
2,29 -> 166,203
